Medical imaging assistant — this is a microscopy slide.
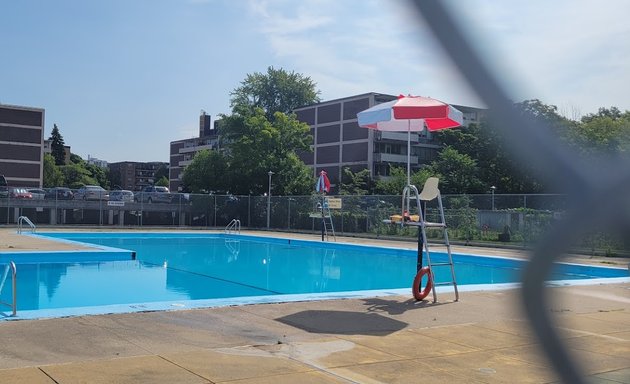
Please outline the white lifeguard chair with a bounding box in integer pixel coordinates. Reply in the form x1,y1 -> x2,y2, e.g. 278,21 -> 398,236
401,177 -> 459,302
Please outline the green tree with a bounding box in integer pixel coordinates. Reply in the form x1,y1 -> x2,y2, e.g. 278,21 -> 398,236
42,153 -> 64,187
426,147 -> 483,193
434,99 -> 564,193
61,163 -> 97,189
154,164 -> 169,182
48,124 -> 66,166
222,108 -> 313,195
85,163 -> 110,189
218,68 -> 320,196
70,153 -> 84,164
155,176 -> 169,187
182,149 -> 229,193
374,166 -> 434,195
340,168 -> 374,195
230,66 -> 320,119
568,108 -> 630,157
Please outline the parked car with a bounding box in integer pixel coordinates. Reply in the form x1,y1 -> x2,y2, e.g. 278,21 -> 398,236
9,187 -> 32,199
0,175 -> 7,198
45,187 -> 74,200
27,188 -> 47,200
74,185 -> 109,201
135,186 -> 172,204
109,190 -> 134,202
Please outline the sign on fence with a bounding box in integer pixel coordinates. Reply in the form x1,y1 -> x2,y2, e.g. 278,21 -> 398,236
326,197 -> 342,209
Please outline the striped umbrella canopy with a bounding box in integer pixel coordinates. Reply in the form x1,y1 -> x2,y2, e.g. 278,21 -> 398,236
315,170 -> 331,194
357,94 -> 463,131
357,95 -> 463,185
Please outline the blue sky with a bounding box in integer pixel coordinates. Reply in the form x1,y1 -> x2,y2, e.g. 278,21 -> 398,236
2,0 -> 629,163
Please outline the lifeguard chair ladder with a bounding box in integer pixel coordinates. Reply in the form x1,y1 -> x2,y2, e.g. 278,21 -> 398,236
403,177 -> 459,302
322,199 -> 336,241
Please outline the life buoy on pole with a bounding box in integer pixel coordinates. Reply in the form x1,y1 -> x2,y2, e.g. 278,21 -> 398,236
412,266 -> 433,301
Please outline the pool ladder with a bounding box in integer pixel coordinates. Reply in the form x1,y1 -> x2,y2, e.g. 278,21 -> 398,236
0,262 -> 17,317
225,219 -> 241,234
404,178 -> 459,303
17,216 -> 36,234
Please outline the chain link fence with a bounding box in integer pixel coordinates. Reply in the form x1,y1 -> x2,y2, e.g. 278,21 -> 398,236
1,192 -> 624,256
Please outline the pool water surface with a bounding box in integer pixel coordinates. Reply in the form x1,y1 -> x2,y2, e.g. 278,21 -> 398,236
1,232 -> 628,318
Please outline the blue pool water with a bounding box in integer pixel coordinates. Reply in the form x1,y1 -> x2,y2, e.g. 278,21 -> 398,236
1,232 -> 628,318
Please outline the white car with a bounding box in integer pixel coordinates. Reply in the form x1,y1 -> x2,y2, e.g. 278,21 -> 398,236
74,185 -> 109,201
109,190 -> 134,202
27,188 -> 46,200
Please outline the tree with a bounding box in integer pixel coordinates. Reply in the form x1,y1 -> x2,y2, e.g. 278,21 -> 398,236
154,164 -> 169,182
581,107 -> 624,124
43,154 -> 64,187
222,108 -> 314,195
48,124 -> 66,166
340,168 -> 374,195
217,68 -> 320,196
433,99 -> 564,193
155,176 -> 169,187
229,66 -> 320,119
426,147 -> 483,194
374,166 -> 434,195
182,149 -> 229,193
61,163 -> 97,189
568,109 -> 630,157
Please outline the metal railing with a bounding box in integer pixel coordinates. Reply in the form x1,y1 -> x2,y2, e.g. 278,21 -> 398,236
0,261 -> 17,317
225,218 -> 241,234
17,216 -> 36,234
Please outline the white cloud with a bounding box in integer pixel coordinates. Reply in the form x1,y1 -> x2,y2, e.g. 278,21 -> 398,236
247,0 -> 630,116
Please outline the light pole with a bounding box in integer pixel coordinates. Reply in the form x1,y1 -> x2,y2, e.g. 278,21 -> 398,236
490,186 -> 496,211
267,171 -> 274,229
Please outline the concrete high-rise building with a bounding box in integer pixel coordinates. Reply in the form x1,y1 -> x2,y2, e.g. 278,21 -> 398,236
169,111 -> 219,192
0,103 -> 45,187
168,94 -> 484,193
294,92 -> 484,187
109,161 -> 169,191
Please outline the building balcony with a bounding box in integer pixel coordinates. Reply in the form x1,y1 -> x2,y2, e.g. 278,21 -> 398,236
374,153 -> 417,164
179,160 -> 193,167
376,131 -> 420,142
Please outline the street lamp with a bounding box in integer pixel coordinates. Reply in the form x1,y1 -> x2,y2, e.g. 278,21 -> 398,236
267,171 -> 274,229
490,186 -> 496,211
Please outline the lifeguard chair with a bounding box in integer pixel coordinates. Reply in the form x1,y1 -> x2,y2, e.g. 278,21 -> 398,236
391,178 -> 459,302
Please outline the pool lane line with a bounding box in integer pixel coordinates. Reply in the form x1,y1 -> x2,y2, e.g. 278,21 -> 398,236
141,261 -> 283,295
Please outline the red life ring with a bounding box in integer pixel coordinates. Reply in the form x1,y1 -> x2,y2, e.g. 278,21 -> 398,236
412,266 -> 433,301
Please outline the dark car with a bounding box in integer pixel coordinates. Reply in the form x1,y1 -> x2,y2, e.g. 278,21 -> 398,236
45,187 -> 74,200
0,175 -> 7,198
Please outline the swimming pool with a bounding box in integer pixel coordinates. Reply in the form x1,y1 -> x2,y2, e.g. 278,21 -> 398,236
1,232 -> 628,319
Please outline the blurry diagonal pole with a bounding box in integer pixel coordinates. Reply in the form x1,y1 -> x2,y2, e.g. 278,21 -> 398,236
408,1 -> 630,383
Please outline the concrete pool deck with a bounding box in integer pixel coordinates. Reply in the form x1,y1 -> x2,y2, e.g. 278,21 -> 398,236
0,228 -> 629,383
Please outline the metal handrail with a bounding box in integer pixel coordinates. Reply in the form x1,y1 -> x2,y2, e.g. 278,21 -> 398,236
17,216 -> 36,234
0,262 -> 17,317
225,219 -> 241,234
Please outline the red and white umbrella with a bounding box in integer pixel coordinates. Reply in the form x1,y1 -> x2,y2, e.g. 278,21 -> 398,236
357,95 -> 463,185
315,170 -> 331,194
